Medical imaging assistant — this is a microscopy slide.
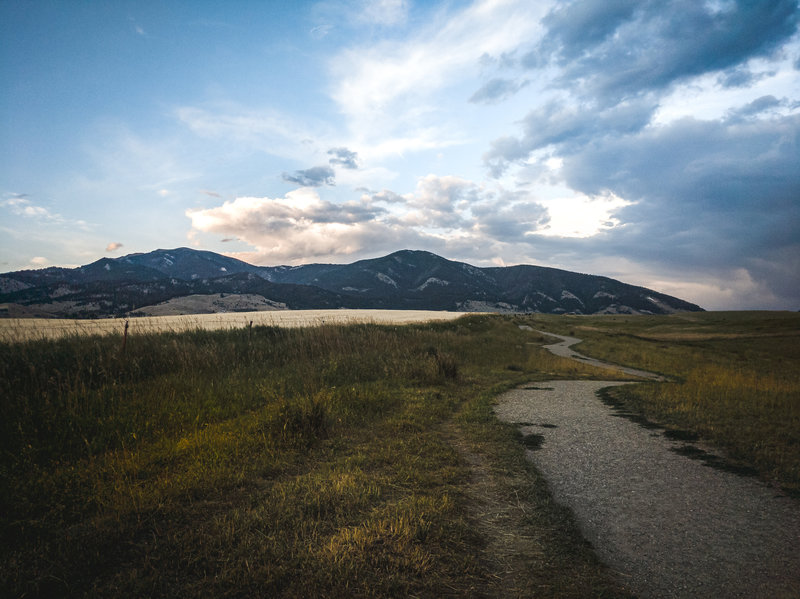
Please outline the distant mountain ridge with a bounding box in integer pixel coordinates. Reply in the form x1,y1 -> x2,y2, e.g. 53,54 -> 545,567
0,248 -> 703,317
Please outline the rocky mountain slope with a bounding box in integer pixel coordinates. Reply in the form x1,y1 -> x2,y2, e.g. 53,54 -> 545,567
0,248 -> 703,317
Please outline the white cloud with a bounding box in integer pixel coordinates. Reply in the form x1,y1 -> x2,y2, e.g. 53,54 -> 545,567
535,190 -> 630,238
186,189 -> 402,263
185,174 -> 551,264
329,0 -> 550,154
2,197 -> 54,219
653,55 -> 800,126
176,105 -> 331,161
106,242 -> 123,252
357,0 -> 408,26
80,122 -> 199,195
1,196 -> 91,230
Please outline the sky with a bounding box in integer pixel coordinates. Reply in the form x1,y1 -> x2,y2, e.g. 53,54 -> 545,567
1,0 -> 799,310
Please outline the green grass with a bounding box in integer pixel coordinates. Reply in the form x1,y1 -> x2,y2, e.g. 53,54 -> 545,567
525,311 -> 800,494
0,315 -> 630,598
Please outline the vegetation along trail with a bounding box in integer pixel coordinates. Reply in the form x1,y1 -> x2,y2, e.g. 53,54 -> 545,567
496,330 -> 800,598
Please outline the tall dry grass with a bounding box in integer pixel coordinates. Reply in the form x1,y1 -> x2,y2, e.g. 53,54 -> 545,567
527,311 -> 800,494
1,315 -> 627,598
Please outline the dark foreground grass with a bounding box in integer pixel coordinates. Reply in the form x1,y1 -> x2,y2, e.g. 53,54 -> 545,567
1,315 -> 629,598
526,311 -> 800,495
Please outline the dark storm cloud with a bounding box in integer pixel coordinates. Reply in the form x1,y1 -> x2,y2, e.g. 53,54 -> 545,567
727,95 -> 784,119
532,0 -> 799,103
522,0 -> 637,68
327,147 -> 359,169
478,1 -> 800,308
718,65 -> 770,89
484,98 -> 656,176
472,199 -> 549,240
469,77 -> 530,104
561,114 -> 800,214
556,113 -> 800,305
282,165 -> 336,187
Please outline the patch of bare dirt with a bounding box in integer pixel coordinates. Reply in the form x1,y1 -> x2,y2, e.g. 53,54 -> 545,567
442,422 -> 631,598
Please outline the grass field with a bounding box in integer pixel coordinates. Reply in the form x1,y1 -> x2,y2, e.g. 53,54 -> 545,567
527,311 -> 800,495
0,314 -> 630,598
3,310 -> 797,597
0,309 -> 468,342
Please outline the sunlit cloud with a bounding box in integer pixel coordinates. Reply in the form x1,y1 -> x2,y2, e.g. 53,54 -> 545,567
186,174 -> 552,264
2,197 -> 54,219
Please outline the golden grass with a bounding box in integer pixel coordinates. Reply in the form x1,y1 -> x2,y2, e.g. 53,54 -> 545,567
0,309 -> 469,342
1,315 -> 629,598
528,311 -> 800,494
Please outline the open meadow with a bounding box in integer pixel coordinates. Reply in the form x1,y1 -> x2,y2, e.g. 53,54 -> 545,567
529,311 -> 800,496
0,309 -> 468,343
2,310 -> 798,597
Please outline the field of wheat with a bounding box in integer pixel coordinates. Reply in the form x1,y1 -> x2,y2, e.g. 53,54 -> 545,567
0,309 -> 468,342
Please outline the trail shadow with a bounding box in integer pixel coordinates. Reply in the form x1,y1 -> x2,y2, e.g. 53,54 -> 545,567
597,387 -> 760,482
672,444 -> 760,478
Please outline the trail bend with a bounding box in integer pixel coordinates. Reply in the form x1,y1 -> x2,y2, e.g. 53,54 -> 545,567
496,330 -> 800,598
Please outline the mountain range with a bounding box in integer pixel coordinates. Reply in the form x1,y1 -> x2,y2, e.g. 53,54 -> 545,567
0,248 -> 703,317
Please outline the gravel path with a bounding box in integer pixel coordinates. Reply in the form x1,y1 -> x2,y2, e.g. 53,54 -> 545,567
530,328 -> 667,381
495,331 -> 800,598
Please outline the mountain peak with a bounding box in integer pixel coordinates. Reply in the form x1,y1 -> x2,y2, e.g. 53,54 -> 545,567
0,247 -> 703,317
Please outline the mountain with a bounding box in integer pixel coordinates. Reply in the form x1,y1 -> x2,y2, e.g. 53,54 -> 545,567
118,247 -> 265,280
261,250 -> 702,314
0,248 -> 703,317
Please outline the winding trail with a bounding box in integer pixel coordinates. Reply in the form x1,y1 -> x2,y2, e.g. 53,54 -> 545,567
495,330 -> 800,598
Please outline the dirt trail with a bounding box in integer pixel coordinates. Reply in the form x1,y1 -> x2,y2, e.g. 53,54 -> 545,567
533,329 -> 667,381
495,331 -> 800,598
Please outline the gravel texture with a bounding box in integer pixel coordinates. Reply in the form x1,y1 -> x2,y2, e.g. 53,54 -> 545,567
494,332 -> 800,598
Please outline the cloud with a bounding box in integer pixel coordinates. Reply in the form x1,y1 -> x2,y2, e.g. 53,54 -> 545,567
717,65 -> 771,88
357,0 -> 408,26
309,24 -> 333,39
329,1 -> 548,153
186,175 -> 551,264
106,242 -> 123,252
327,147 -> 359,169
282,165 -> 336,187
128,16 -> 146,36
1,196 -> 91,230
529,0 -> 799,104
470,1 -> 799,310
176,105 -> 327,161
552,111 -> 800,308
2,197 -> 53,218
484,98 -> 656,176
469,77 -> 530,104
726,95 -> 785,119
186,189 -> 407,263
